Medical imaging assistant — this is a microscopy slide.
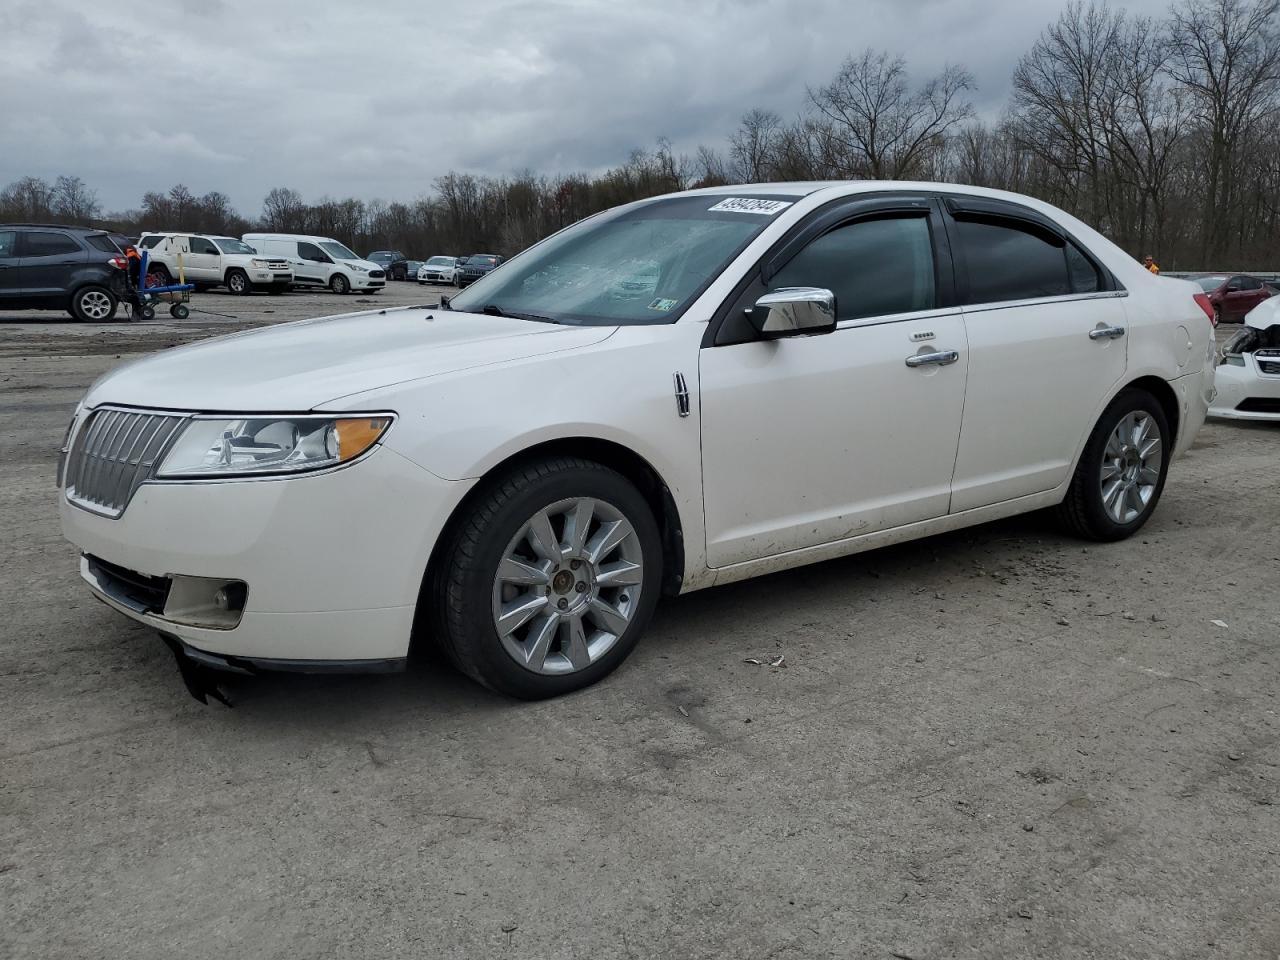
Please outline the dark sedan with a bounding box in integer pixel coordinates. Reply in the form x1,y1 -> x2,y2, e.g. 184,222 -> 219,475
457,253 -> 504,288
1192,273 -> 1276,324
367,249 -> 411,281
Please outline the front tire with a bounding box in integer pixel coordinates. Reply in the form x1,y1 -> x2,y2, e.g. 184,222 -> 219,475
70,285 -> 117,322
226,269 -> 251,296
1058,388 -> 1170,541
432,458 -> 662,699
329,273 -> 351,295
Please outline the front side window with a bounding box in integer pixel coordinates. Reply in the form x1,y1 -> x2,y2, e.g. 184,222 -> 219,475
297,241 -> 326,262
22,231 -> 81,257
769,215 -> 936,322
449,195 -> 794,326
1240,276 -> 1262,291
956,217 -> 1071,304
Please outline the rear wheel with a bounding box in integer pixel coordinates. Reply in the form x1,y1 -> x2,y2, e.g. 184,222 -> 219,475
169,303 -> 189,319
1058,388 -> 1170,541
70,285 -> 117,322
226,269 -> 251,295
432,458 -> 662,699
330,273 -> 350,295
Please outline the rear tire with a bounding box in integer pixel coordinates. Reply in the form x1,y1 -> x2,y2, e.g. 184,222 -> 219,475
1057,388 -> 1170,541
226,269 -> 251,296
169,303 -> 189,319
431,457 -> 662,699
70,285 -> 118,322
330,273 -> 351,295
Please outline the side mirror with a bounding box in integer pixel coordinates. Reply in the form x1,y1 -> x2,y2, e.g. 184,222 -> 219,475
749,287 -> 837,339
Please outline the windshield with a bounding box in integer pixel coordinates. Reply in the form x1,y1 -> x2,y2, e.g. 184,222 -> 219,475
448,195 -> 795,325
427,256 -> 454,266
1195,275 -> 1228,292
320,241 -> 360,261
214,237 -> 256,255
369,251 -> 393,261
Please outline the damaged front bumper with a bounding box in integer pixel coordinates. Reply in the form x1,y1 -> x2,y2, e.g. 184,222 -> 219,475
1210,322 -> 1280,420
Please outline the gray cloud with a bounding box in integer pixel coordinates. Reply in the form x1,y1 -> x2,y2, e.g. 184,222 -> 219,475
0,0 -> 1171,215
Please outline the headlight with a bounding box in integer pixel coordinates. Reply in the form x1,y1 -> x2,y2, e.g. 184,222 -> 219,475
354,265 -> 369,273
156,414 -> 393,479
251,258 -> 268,267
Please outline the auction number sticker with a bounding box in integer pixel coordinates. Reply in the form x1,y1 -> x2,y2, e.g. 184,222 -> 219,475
707,197 -> 794,215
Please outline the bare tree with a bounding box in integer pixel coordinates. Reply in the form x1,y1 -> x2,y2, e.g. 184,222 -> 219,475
261,187 -> 306,232
729,109 -> 783,181
808,50 -> 974,179
51,176 -> 99,222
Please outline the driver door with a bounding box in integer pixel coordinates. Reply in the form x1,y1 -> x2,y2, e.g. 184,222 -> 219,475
698,200 -> 969,568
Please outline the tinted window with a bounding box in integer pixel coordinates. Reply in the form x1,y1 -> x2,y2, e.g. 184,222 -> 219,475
85,234 -> 120,253
297,241 -> 325,261
22,231 -> 81,257
139,235 -> 165,248
190,236 -> 219,255
1065,242 -> 1100,293
0,231 -> 16,257
769,215 -> 936,322
1240,276 -> 1262,291
956,217 -> 1070,304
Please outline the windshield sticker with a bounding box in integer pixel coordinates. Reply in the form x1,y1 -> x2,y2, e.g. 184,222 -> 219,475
647,298 -> 679,312
707,197 -> 794,215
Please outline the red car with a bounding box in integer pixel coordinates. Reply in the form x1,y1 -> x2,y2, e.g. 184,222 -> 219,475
1192,273 -> 1276,324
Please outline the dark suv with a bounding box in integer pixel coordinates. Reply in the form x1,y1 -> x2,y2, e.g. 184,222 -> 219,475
457,253 -> 505,288
367,249 -> 410,281
0,224 -> 127,321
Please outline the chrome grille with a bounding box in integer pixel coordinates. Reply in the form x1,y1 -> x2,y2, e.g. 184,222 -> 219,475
65,409 -> 187,518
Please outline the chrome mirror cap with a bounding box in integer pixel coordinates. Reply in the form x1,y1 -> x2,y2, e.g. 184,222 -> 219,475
750,287 -> 837,338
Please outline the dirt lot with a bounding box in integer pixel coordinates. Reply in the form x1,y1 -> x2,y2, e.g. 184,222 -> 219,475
2,285 -> 1278,959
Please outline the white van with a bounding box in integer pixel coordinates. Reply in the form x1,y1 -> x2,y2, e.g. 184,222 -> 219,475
242,234 -> 386,295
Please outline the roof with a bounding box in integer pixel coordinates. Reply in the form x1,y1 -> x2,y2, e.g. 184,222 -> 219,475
0,222 -> 110,233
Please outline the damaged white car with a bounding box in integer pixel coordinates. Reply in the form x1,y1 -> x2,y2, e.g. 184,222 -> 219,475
1211,297 -> 1280,420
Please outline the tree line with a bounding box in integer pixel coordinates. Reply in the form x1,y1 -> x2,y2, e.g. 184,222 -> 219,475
3,0 -> 1277,270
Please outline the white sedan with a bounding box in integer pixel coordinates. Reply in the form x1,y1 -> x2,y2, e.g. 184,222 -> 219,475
59,182 -> 1215,702
1211,296 -> 1280,420
417,256 -> 460,285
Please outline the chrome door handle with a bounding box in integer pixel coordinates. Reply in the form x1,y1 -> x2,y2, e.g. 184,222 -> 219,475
1089,325 -> 1126,340
905,350 -> 959,368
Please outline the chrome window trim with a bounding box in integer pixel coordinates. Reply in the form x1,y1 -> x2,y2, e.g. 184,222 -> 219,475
959,290 -> 1130,316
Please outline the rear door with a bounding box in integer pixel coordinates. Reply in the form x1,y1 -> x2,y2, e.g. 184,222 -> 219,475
0,230 -> 19,300
16,230 -> 87,300
944,197 -> 1128,512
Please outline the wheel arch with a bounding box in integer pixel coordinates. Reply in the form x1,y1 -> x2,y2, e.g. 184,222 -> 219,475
1121,375 -> 1180,443
224,265 -> 248,285
412,436 -> 687,655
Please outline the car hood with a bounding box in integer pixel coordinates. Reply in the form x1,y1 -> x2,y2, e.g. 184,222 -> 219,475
343,258 -> 385,272
83,307 -> 616,411
1244,297 -> 1280,329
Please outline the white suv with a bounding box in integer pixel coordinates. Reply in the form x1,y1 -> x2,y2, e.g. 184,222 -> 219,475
137,233 -> 292,295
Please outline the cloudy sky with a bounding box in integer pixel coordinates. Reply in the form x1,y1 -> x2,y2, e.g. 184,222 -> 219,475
0,0 -> 1172,216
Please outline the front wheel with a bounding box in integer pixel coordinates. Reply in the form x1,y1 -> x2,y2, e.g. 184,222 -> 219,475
329,273 -> 351,295
169,303 -> 189,319
432,458 -> 662,699
226,269 -> 251,295
1058,388 -> 1170,541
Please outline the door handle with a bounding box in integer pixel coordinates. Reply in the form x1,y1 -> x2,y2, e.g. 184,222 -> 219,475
1089,325 -> 1126,340
905,350 -> 959,368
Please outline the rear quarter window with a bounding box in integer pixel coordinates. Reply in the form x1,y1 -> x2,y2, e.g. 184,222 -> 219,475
86,234 -> 121,253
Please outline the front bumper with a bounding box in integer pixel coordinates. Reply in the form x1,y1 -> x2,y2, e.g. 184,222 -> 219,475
61,443 -> 469,663
1209,354 -> 1280,420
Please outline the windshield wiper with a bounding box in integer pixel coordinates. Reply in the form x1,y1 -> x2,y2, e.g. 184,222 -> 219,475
481,304 -> 558,324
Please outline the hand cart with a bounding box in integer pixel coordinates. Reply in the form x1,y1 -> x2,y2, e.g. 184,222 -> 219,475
127,249 -> 195,320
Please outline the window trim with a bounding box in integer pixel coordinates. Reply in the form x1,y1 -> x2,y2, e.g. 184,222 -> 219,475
939,195 -> 1121,308
706,193 -> 957,347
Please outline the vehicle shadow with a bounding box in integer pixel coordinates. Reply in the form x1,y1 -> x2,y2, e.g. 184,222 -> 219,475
216,509 -> 1070,723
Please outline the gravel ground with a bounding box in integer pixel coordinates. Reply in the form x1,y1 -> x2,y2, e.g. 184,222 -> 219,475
2,287 -> 1278,959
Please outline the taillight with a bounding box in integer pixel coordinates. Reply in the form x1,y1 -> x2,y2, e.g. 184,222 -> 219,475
1193,292 -> 1216,326
108,256 -> 128,270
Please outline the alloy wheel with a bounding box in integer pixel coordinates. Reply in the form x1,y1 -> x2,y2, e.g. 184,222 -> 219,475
491,497 -> 644,675
1099,411 -> 1163,524
79,290 -> 112,320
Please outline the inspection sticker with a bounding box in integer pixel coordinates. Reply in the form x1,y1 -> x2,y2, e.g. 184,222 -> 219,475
707,197 -> 793,215
647,298 -> 679,312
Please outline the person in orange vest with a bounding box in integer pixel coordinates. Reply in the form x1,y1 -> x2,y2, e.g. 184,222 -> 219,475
124,244 -> 144,288
1143,254 -> 1160,274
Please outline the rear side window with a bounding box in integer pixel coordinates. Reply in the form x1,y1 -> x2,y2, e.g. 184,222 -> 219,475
0,231 -> 16,257
1065,242 -> 1101,293
955,217 -> 1070,304
769,215 -> 936,322
22,231 -> 82,257
139,235 -> 165,249
86,234 -> 120,253
190,236 -> 219,255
